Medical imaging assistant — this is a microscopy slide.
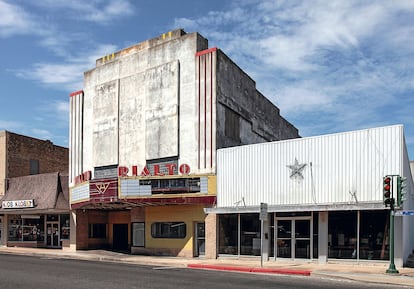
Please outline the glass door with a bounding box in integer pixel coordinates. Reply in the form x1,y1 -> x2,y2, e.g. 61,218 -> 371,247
195,222 -> 205,256
46,223 -> 60,247
295,219 -> 311,258
276,220 -> 292,258
276,218 -> 311,259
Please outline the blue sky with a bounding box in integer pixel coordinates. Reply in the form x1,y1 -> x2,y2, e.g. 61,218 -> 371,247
1,0 -> 414,159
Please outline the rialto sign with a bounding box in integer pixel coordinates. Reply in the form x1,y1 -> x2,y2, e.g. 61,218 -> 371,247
118,163 -> 191,177
74,163 -> 191,185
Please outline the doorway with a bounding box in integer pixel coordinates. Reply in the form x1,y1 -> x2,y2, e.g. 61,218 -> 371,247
113,224 -> 129,252
275,217 -> 312,259
46,222 -> 60,247
0,216 -> 3,245
194,222 -> 205,257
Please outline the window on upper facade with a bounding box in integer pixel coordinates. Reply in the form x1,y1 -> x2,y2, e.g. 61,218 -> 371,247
225,107 -> 240,142
30,159 -> 39,175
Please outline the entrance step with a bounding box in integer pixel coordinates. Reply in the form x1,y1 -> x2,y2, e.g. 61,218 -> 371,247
405,251 -> 414,268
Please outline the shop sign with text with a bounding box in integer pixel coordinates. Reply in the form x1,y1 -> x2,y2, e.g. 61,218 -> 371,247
2,199 -> 35,209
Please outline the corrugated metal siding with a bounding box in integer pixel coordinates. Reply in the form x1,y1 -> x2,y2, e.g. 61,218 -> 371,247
217,125 -> 405,207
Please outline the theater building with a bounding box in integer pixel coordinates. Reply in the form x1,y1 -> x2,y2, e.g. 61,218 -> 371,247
208,125 -> 414,266
69,29 -> 299,256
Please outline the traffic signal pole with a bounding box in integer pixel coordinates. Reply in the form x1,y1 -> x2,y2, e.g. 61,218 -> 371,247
386,209 -> 399,274
383,175 -> 400,274
383,175 -> 401,274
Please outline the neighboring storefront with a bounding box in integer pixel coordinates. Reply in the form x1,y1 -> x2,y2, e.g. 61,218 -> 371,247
0,172 -> 74,249
208,125 -> 414,267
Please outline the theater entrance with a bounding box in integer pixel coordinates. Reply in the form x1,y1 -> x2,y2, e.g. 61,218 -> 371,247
113,224 -> 129,252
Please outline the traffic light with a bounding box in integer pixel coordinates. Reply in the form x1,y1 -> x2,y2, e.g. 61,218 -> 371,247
396,176 -> 407,207
383,176 -> 393,208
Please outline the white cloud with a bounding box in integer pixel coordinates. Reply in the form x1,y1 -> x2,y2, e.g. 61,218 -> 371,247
0,119 -> 23,130
15,43 -> 118,90
30,128 -> 53,140
175,0 -> 414,127
2,0 -> 132,89
29,0 -> 134,24
0,0 -> 36,37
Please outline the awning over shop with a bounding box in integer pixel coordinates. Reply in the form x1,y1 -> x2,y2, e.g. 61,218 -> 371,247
204,201 -> 386,214
71,195 -> 216,210
0,172 -> 69,214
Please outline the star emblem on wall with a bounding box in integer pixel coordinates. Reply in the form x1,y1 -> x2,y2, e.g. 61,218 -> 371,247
287,158 -> 307,180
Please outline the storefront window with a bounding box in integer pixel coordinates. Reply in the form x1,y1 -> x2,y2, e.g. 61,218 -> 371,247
60,214 -> 70,240
151,222 -> 186,239
240,214 -> 260,256
8,215 -> 44,242
328,211 -> 357,259
47,214 -> 58,222
88,223 -> 107,238
8,216 -> 21,241
218,214 -> 238,255
132,222 -> 145,246
359,210 -> 388,260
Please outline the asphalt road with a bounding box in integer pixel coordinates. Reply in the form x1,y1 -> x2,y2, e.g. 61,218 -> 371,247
0,253 -> 406,289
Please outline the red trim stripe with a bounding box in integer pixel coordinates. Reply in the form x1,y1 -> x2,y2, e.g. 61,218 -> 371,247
70,90 -> 84,97
198,57 -> 201,169
210,51 -> 213,168
204,53 -> 207,168
195,47 -> 217,57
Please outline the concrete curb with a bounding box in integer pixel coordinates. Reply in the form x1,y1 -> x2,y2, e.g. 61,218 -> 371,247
187,263 -> 312,276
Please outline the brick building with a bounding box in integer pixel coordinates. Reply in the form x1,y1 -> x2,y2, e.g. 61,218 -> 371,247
0,131 -> 68,196
0,131 -> 71,248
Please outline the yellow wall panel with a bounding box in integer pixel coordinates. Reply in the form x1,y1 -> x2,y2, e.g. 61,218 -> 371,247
145,205 -> 206,251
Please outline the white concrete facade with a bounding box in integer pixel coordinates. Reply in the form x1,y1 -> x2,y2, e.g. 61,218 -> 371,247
69,29 -> 299,185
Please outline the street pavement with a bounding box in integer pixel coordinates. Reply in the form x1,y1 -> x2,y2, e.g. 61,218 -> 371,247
0,246 -> 413,287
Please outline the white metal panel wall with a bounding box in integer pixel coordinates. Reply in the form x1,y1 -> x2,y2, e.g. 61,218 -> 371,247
217,125 -> 405,207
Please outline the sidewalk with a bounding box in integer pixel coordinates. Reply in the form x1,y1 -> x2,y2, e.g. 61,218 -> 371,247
0,246 -> 413,287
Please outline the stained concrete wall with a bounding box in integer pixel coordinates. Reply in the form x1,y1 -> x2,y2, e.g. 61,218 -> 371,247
216,51 -> 299,149
71,29 -> 299,183
78,30 -> 209,182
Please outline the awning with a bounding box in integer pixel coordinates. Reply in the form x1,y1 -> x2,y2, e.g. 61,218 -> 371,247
0,172 -> 69,213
